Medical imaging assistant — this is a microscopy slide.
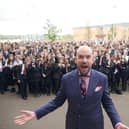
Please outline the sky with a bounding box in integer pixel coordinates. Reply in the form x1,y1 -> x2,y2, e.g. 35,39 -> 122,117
0,0 -> 129,35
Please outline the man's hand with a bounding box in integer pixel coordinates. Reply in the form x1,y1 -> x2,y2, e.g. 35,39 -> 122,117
14,110 -> 36,125
116,123 -> 129,129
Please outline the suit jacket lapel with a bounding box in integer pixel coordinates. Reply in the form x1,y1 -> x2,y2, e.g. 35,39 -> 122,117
70,69 -> 82,99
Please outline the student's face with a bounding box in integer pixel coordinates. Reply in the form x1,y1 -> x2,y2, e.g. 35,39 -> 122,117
76,46 -> 93,75
10,55 -> 14,60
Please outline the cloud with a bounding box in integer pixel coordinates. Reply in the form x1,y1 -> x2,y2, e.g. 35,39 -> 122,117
0,0 -> 129,35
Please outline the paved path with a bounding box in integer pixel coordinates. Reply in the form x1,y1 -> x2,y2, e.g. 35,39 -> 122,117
0,92 -> 129,129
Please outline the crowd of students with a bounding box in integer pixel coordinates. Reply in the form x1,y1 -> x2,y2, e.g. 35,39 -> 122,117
0,40 -> 129,99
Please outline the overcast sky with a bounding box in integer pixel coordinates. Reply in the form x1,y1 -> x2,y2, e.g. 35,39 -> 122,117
0,0 -> 128,35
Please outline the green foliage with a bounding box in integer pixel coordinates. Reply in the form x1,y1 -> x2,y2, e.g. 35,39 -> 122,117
61,34 -> 73,41
108,34 -> 111,40
109,24 -> 117,40
43,19 -> 62,42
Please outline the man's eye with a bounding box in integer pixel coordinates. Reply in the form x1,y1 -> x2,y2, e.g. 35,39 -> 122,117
78,55 -> 91,59
78,56 -> 83,59
86,55 -> 91,59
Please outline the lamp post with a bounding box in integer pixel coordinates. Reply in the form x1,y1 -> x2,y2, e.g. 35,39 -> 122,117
86,19 -> 90,42
112,1 -> 117,41
112,24 -> 114,40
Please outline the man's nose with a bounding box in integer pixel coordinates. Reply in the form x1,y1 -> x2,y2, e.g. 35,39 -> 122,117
82,57 -> 87,62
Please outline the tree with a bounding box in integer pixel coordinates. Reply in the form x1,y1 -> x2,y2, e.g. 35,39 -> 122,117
109,24 -> 116,40
43,19 -> 61,42
61,34 -> 73,41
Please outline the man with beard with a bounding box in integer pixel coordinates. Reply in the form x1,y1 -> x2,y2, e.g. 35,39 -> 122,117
14,45 -> 129,129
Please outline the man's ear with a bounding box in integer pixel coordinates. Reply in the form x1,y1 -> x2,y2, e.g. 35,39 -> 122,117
92,55 -> 95,62
74,57 -> 77,64
91,55 -> 95,64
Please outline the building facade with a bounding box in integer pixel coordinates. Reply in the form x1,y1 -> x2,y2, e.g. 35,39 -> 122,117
73,23 -> 129,42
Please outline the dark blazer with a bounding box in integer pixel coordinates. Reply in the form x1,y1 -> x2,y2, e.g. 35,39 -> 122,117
35,69 -> 121,129
27,63 -> 42,82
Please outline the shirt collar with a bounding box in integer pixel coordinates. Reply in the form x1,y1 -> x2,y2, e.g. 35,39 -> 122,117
78,69 -> 91,77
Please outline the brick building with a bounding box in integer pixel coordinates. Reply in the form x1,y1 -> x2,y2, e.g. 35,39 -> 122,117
73,23 -> 129,42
